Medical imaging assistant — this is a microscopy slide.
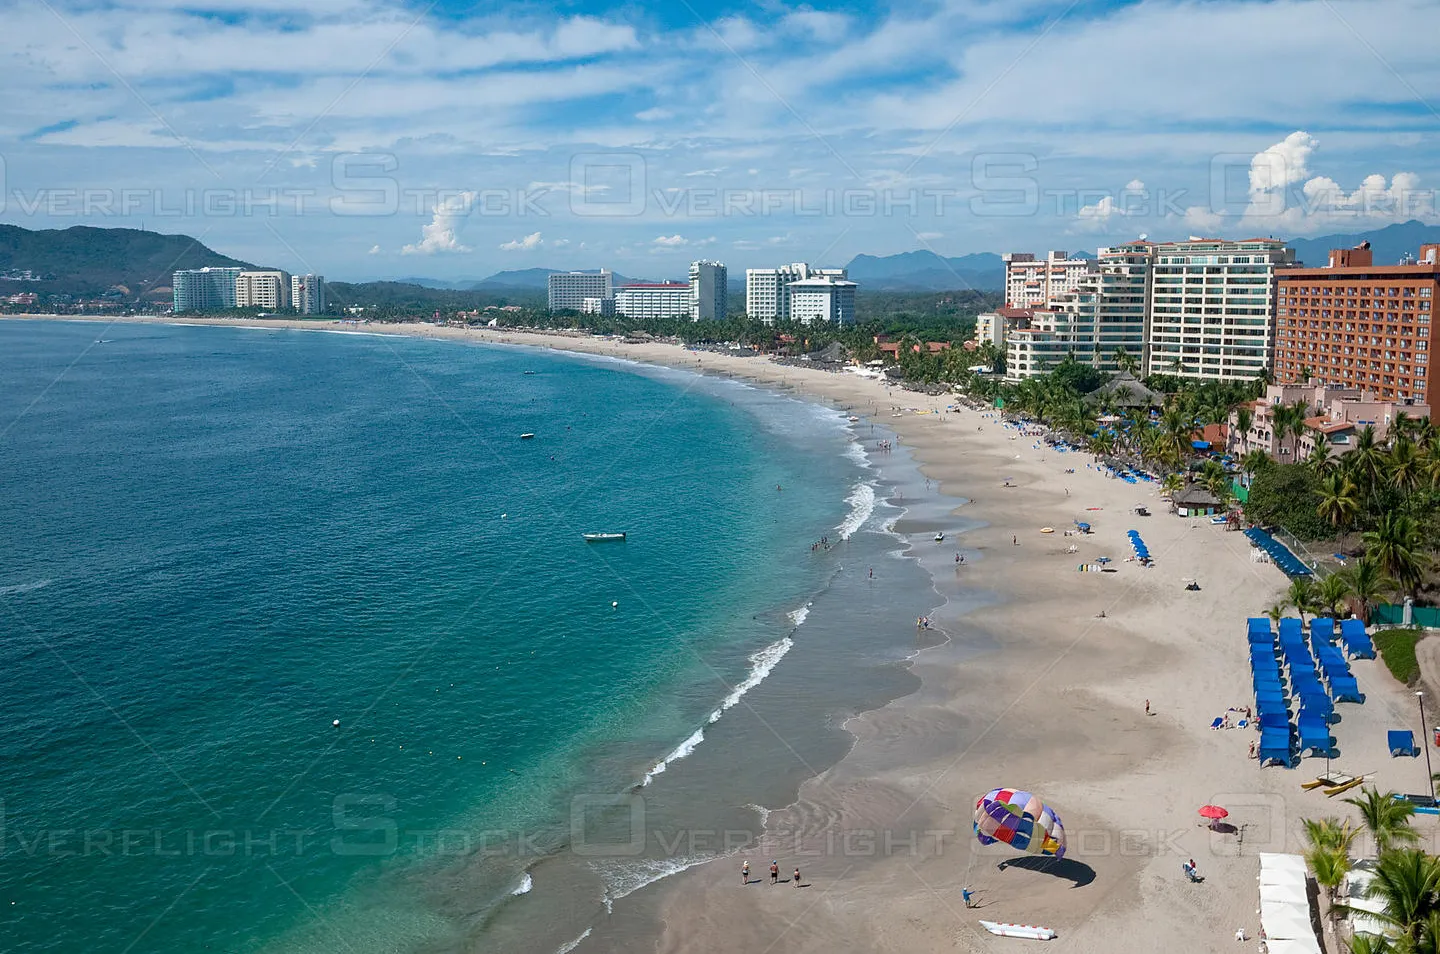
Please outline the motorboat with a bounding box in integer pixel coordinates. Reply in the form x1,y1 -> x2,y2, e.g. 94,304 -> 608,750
934,532 -> 945,542
979,921 -> 1057,940
520,433 -> 535,439
583,532 -> 627,542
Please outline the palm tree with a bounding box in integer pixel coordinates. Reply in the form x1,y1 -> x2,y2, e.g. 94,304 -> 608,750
1340,849 -> 1440,950
1233,406 -> 1254,454
1240,449 -> 1272,485
1344,787 -> 1421,854
1388,438 -> 1425,494
1307,434 -> 1338,476
1266,603 -> 1285,625
1316,473 -> 1361,537
1342,557 -> 1396,624
1303,817 -> 1358,935
1159,472 -> 1184,499
1288,577 -> 1317,622
1363,513 -> 1431,598
1316,573 -> 1351,619
1347,424 -> 1387,498
1111,346 -> 1138,375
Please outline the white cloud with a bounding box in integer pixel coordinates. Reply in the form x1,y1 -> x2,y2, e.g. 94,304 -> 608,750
916,231 -> 944,240
1076,180 -> 1147,227
636,107 -> 673,121
1180,206 -> 1224,233
1249,131 -> 1317,195
402,192 -> 476,255
368,244 -> 382,255
499,231 -> 545,251
1237,132 -> 1436,233
652,234 -> 688,247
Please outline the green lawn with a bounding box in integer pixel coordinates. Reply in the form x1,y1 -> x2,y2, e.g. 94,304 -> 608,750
1374,628 -> 1429,686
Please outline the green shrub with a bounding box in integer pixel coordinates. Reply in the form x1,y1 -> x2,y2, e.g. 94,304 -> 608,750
1374,628 -> 1428,686
1245,463 -> 1331,540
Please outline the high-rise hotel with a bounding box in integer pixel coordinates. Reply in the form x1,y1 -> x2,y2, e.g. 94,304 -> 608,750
1274,243 -> 1440,407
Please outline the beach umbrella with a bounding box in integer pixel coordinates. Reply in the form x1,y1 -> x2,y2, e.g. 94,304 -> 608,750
1198,805 -> 1228,829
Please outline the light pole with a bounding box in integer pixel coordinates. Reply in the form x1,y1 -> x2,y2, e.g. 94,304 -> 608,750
1419,691 -> 1435,804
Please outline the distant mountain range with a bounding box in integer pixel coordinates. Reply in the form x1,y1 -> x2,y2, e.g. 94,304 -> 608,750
0,224 -> 253,300
6,219 -> 1440,305
1284,220 -> 1440,267
841,251 -> 1005,291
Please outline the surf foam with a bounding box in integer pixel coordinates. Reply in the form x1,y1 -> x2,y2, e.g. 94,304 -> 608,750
0,579 -> 52,597
834,482 -> 876,540
511,872 -> 533,896
640,635 -> 794,786
555,928 -> 591,953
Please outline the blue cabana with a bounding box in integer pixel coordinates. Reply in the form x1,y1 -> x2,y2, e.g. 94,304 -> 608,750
1389,730 -> 1419,757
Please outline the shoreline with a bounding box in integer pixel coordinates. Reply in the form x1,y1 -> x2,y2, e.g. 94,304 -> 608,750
11,314 -> 1435,953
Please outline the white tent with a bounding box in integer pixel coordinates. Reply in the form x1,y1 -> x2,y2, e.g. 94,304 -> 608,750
1263,939 -> 1322,954
1260,852 -> 1308,873
1260,867 -> 1299,885
1259,904 -> 1314,940
1260,881 -> 1309,906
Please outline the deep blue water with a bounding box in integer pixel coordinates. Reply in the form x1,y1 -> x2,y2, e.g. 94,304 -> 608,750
0,321 -> 882,953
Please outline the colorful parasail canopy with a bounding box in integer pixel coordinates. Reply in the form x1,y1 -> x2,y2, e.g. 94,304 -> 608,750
974,788 -> 1066,858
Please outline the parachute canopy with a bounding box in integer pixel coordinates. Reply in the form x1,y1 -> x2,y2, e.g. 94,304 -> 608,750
974,788 -> 1065,858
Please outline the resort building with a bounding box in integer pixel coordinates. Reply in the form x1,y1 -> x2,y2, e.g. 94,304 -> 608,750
689,260 -> 728,321
975,306 -> 1035,349
580,297 -> 615,317
1273,242 -> 1440,407
1144,237 -> 1294,382
745,263 -> 847,322
786,276 -> 857,325
290,274 -> 325,315
615,283 -> 692,320
172,266 -> 242,312
547,270 -> 613,311
1002,251 -> 1097,309
235,270 -> 292,310
1228,381 -> 1429,460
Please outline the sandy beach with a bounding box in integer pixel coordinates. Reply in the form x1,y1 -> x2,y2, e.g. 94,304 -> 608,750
17,315 -> 1435,952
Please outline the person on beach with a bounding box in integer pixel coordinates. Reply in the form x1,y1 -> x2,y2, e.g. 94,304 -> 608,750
1249,739 -> 1257,758
962,888 -> 974,908
868,567 -> 873,579
793,867 -> 801,887
742,861 -> 750,884
1145,699 -> 1151,716
1012,535 -> 1018,546
770,861 -> 779,885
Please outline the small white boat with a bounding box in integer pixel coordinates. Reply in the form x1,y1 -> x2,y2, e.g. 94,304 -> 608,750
847,416 -> 860,422
520,433 -> 535,440
979,920 -> 1057,940
934,532 -> 945,542
583,532 -> 627,542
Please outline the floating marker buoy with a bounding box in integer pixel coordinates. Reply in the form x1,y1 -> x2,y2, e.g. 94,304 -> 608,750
333,720 -> 341,727
612,601 -> 618,608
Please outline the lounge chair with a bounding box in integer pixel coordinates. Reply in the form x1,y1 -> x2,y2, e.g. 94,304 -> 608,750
1210,717 -> 1224,729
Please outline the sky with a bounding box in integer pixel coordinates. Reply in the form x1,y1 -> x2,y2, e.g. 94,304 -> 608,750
2,0 -> 1438,281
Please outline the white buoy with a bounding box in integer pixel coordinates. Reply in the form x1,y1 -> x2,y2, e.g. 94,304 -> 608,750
333,720 -> 341,727
611,601 -> 618,608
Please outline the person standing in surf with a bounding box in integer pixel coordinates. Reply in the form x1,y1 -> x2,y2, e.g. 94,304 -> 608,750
770,861 -> 779,885
741,861 -> 750,884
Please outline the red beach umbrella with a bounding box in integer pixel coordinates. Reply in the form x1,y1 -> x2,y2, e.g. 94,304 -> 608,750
1198,805 -> 1228,820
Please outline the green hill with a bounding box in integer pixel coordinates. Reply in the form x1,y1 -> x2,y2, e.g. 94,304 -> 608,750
0,224 -> 253,301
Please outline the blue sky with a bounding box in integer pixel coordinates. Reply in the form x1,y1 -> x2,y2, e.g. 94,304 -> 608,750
1,0 -> 1438,281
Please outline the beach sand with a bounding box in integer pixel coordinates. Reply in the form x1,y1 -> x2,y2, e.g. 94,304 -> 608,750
19,316 -> 1436,952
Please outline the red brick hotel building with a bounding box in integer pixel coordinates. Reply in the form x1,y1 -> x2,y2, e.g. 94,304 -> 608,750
1274,243 -> 1440,408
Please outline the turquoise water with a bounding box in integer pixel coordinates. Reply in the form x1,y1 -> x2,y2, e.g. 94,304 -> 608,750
0,321 -> 917,953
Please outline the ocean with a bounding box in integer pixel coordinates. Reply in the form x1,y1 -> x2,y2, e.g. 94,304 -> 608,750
0,320 -> 943,953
